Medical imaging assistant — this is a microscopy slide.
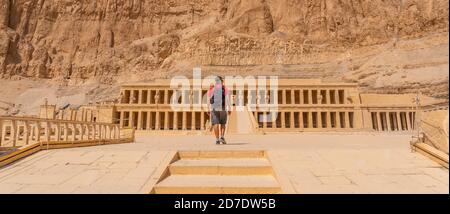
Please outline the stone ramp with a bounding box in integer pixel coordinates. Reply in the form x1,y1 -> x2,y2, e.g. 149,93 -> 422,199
152,151 -> 281,194
226,107 -> 259,135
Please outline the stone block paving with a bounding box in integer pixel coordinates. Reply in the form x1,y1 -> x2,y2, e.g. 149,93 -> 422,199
269,148 -> 448,194
0,148 -> 170,194
0,133 -> 448,194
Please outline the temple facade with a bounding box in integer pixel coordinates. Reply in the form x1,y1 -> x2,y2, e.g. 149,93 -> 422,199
109,79 -> 429,134
38,78 -> 444,135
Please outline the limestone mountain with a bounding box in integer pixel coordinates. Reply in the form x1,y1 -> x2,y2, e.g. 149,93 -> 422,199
0,0 -> 448,113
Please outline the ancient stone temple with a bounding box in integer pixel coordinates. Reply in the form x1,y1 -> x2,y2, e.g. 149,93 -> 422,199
70,78 -> 444,136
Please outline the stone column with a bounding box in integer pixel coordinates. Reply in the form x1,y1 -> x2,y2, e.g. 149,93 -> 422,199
129,112 -> 135,129
173,112 -> 178,130
138,90 -> 143,104
308,112 -> 313,128
119,111 -> 124,128
63,123 -> 69,141
85,124 -> 90,140
86,110 -> 91,122
322,112 -> 327,129
291,91 -> 295,105
396,112 -> 401,131
165,111 -> 170,130
103,126 -> 108,139
328,90 -> 333,104
102,125 -> 107,139
111,126 -> 115,139
281,111 -> 286,128
271,112 -> 277,129
91,125 -> 96,140
191,112 -> 196,130
45,122 -> 51,143
318,112 -> 323,129
36,122 -> 41,143
81,109 -> 86,122
102,125 -> 106,139
155,112 -> 161,130
15,122 -> 21,145
182,112 -> 187,130
55,122 -> 60,142
239,91 -> 245,107
97,125 -> 101,139
72,124 -> 77,141
298,89 -> 303,104
107,126 -> 111,139
342,90 -> 347,104
290,112 -> 295,129
386,113 -> 392,132
24,121 -> 30,145
111,126 -> 116,139
137,111 -> 143,130
80,123 -> 85,140
299,112 -> 304,128
10,120 -> 17,146
326,112 -> 332,129
337,113 -> 342,128
181,90 -> 186,106
99,125 -> 103,139
29,123 -> 35,143
92,124 -> 98,140
90,124 -> 94,140
308,90 -> 313,105
147,112 -> 152,130
129,90 -> 134,104
248,92 -> 253,106
335,90 -> 339,104
102,125 -> 108,139
263,112 -> 268,128
377,112 -> 382,131
324,90 -> 329,105
147,90 -> 152,104
406,112 -> 411,131
164,90 -> 169,104
345,112 -> 350,129
200,112 -> 205,130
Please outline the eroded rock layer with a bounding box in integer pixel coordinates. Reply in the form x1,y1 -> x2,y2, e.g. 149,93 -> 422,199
0,0 -> 448,98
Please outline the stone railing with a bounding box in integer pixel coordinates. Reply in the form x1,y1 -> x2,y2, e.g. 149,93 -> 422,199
0,116 -> 121,148
246,106 -> 263,134
419,110 -> 449,154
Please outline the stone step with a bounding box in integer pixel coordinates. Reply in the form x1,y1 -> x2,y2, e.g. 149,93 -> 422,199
178,150 -> 266,159
153,175 -> 281,194
169,158 -> 273,175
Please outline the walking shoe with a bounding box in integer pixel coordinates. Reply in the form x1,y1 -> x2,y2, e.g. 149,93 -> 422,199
220,137 -> 227,145
216,140 -> 221,145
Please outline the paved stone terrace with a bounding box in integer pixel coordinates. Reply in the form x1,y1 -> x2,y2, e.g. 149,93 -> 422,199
0,133 -> 448,194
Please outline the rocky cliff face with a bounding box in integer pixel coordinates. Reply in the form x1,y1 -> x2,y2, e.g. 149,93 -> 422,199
0,0 -> 448,98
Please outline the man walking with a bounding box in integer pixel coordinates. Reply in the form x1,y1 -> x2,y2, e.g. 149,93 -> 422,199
208,76 -> 232,145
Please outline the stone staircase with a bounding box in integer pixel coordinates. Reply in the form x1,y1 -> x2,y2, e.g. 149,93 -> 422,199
152,151 -> 281,194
